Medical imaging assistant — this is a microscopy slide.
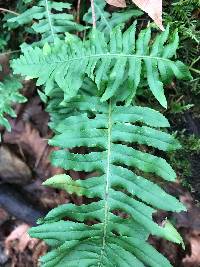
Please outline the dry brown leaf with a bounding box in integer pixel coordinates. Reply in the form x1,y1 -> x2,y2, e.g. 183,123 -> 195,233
32,241 -> 48,266
4,122 -> 49,175
106,0 -> 126,7
183,234 -> 200,267
132,0 -> 164,30
5,224 -> 38,253
106,0 -> 164,30
4,122 -> 47,164
4,120 -> 63,179
5,224 -> 47,267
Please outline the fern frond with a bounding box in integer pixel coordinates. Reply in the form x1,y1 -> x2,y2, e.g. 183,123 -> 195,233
164,0 -> 200,44
83,0 -> 142,38
8,0 -> 85,45
29,94 -> 186,267
12,24 -> 192,108
0,77 -> 26,137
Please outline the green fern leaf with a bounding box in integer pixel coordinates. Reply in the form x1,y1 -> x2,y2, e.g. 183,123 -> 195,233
0,77 -> 26,139
29,94 -> 186,267
83,0 -> 142,38
12,24 -> 192,107
8,0 -> 85,45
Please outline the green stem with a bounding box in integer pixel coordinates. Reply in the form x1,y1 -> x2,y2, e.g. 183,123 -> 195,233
189,67 -> 200,75
0,50 -> 20,57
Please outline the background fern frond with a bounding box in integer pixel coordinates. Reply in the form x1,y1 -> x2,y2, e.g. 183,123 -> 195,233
8,0 -> 85,45
12,24 -> 192,108
164,0 -> 200,44
0,76 -> 26,138
29,94 -> 185,267
83,0 -> 143,38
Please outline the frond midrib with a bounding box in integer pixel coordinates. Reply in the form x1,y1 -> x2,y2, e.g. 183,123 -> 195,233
97,100 -> 112,267
94,3 -> 112,32
19,52 -> 172,67
44,0 -> 55,42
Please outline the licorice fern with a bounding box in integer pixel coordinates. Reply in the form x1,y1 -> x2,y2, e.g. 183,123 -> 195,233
12,23 -> 192,107
10,2 -> 193,265
8,0 -> 85,45
28,91 -> 186,267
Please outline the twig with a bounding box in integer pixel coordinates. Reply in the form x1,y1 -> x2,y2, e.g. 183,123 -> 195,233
0,50 -> 20,57
0,7 -> 19,16
90,0 -> 96,28
76,0 -> 81,36
77,0 -> 81,24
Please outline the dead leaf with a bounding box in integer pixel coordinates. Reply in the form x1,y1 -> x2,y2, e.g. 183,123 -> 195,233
32,241 -> 48,266
21,95 -> 49,136
5,224 -> 38,253
4,120 -> 63,179
183,234 -> 200,267
131,0 -> 163,30
4,121 -> 47,161
106,0 -> 126,7
106,0 -> 164,30
5,224 -> 47,267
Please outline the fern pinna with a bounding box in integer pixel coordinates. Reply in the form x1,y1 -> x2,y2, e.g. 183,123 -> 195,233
11,19 -> 191,267
12,23 -> 191,107
0,74 -> 26,141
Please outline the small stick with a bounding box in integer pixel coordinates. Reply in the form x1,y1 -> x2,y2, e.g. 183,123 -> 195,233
90,0 -> 96,28
77,0 -> 81,24
0,50 -> 20,57
0,7 -> 19,16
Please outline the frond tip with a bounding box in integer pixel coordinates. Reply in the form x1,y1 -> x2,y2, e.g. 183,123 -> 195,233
12,23 -> 192,108
29,94 -> 186,267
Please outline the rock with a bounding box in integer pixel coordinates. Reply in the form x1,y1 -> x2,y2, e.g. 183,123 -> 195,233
0,184 -> 45,225
0,146 -> 32,184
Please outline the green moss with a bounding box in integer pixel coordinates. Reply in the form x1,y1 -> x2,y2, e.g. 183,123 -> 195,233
169,133 -> 200,188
